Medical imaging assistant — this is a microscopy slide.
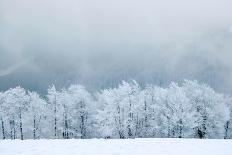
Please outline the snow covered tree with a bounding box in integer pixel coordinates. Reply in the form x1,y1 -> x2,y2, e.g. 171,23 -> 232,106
0,80 -> 231,139
56,89 -> 72,139
157,83 -> 197,138
28,91 -> 47,139
97,81 -> 140,139
0,92 -> 6,139
47,85 -> 60,139
67,84 -> 94,139
96,88 -> 119,138
183,80 -> 230,139
224,100 -> 232,139
3,87 -> 29,140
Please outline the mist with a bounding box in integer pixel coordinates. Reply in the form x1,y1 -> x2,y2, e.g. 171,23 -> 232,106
0,0 -> 232,94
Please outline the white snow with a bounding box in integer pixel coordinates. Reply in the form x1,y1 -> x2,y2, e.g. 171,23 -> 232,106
0,138 -> 232,155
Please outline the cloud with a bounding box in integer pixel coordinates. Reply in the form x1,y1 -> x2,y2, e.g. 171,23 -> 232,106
0,59 -> 30,77
230,26 -> 232,33
0,0 -> 232,93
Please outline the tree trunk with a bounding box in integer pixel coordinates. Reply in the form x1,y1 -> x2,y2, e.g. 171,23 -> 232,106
80,114 -> 85,139
80,101 -> 86,139
134,114 -> 139,137
63,111 -> 68,139
117,104 -> 124,139
1,117 -> 5,139
10,117 -> 16,139
178,119 -> 183,138
33,115 -> 36,140
13,118 -> 16,139
10,120 -> 13,139
128,96 -> 133,138
198,115 -> 207,139
144,100 -> 149,138
19,110 -> 23,140
54,104 -> 57,139
224,121 -> 229,139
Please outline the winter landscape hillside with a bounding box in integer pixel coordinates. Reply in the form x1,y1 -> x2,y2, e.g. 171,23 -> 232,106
1,139 -> 232,155
1,0 -> 232,154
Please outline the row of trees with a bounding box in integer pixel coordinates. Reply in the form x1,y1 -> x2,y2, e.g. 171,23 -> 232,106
0,80 -> 231,139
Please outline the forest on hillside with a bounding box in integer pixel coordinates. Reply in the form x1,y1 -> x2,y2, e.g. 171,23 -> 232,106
0,80 -> 231,140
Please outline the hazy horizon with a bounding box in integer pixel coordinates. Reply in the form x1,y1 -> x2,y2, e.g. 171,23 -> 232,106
1,0 -> 232,94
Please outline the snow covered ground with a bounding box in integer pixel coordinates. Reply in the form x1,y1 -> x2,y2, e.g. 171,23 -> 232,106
0,138 -> 232,155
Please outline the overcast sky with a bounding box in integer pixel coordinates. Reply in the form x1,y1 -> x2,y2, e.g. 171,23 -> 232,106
0,0 -> 232,94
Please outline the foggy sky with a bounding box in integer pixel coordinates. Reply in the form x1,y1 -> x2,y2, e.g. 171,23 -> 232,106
0,0 -> 232,94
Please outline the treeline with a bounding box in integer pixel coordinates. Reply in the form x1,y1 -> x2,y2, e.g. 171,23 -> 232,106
0,80 -> 232,140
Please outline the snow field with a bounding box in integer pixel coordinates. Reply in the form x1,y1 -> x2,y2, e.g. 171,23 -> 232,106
0,138 -> 232,155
